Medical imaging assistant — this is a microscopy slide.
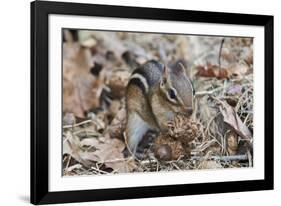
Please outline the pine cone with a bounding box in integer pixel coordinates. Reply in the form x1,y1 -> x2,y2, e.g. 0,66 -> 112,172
154,135 -> 187,160
154,114 -> 200,161
167,114 -> 200,144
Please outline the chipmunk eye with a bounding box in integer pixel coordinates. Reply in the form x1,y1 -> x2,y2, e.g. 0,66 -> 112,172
168,89 -> 177,100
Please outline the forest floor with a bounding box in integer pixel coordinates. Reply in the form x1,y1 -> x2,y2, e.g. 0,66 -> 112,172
62,30 -> 253,175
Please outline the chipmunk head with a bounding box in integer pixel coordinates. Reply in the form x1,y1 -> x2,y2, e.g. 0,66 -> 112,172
159,63 -> 195,116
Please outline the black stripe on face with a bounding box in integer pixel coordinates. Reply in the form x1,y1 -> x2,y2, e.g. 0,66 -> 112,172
128,78 -> 146,94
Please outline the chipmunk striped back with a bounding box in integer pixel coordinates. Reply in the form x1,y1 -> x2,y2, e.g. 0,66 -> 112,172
127,60 -> 164,94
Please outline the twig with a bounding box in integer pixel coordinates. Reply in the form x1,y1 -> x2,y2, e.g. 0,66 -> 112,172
123,132 -> 141,162
171,162 -> 181,170
191,154 -> 248,161
218,38 -> 225,69
65,155 -> 72,171
63,119 -> 93,129
73,129 -> 101,137
235,86 -> 253,112
102,157 -> 132,164
195,86 -> 224,96
65,164 -> 82,173
139,154 -> 248,165
91,166 -> 109,174
247,150 -> 253,167
194,139 -> 217,153
204,112 -> 221,142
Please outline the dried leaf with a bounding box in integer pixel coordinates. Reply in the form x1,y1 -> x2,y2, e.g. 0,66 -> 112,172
226,131 -> 238,155
196,63 -> 250,79
80,137 -> 100,148
92,136 -> 125,162
64,130 -> 137,172
228,64 -> 250,78
80,38 -> 97,48
108,107 -> 126,139
82,135 -> 136,172
106,70 -> 130,99
63,113 -> 76,125
227,85 -> 243,95
65,164 -> 82,172
196,64 -> 229,79
63,131 -> 92,167
87,112 -> 108,133
63,43 -> 99,117
63,75 -> 98,118
199,160 -> 222,169
217,100 -> 252,141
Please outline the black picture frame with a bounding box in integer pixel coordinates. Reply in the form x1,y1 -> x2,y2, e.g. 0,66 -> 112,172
31,0 -> 274,204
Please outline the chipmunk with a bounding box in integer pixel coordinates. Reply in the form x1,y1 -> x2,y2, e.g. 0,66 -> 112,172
125,60 -> 195,154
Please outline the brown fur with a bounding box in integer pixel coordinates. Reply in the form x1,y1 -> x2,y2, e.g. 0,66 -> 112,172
126,85 -> 159,130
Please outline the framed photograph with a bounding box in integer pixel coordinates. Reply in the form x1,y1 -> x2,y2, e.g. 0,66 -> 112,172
31,0 -> 274,204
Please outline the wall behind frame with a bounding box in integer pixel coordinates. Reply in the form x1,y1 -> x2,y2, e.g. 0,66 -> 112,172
0,0 -> 278,206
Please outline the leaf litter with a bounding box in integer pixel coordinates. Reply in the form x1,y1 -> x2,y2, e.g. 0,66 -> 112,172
62,30 -> 254,175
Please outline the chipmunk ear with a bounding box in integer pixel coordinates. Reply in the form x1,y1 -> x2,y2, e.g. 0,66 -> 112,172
173,62 -> 187,76
162,66 -> 169,81
160,66 -> 168,87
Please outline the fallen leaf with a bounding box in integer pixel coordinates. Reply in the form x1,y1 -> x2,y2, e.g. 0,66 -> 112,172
196,63 -> 250,79
196,64 -> 229,79
108,100 -> 122,117
227,85 -> 243,95
108,107 -> 126,139
106,70 -> 130,99
80,137 -> 100,148
216,100 -> 252,141
80,38 -> 97,48
63,113 -> 76,125
81,135 -> 137,172
87,112 -> 108,133
65,164 -> 82,173
199,160 -> 222,169
63,42 -> 99,117
228,63 -> 250,78
64,130 -> 136,172
63,131 -> 93,167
